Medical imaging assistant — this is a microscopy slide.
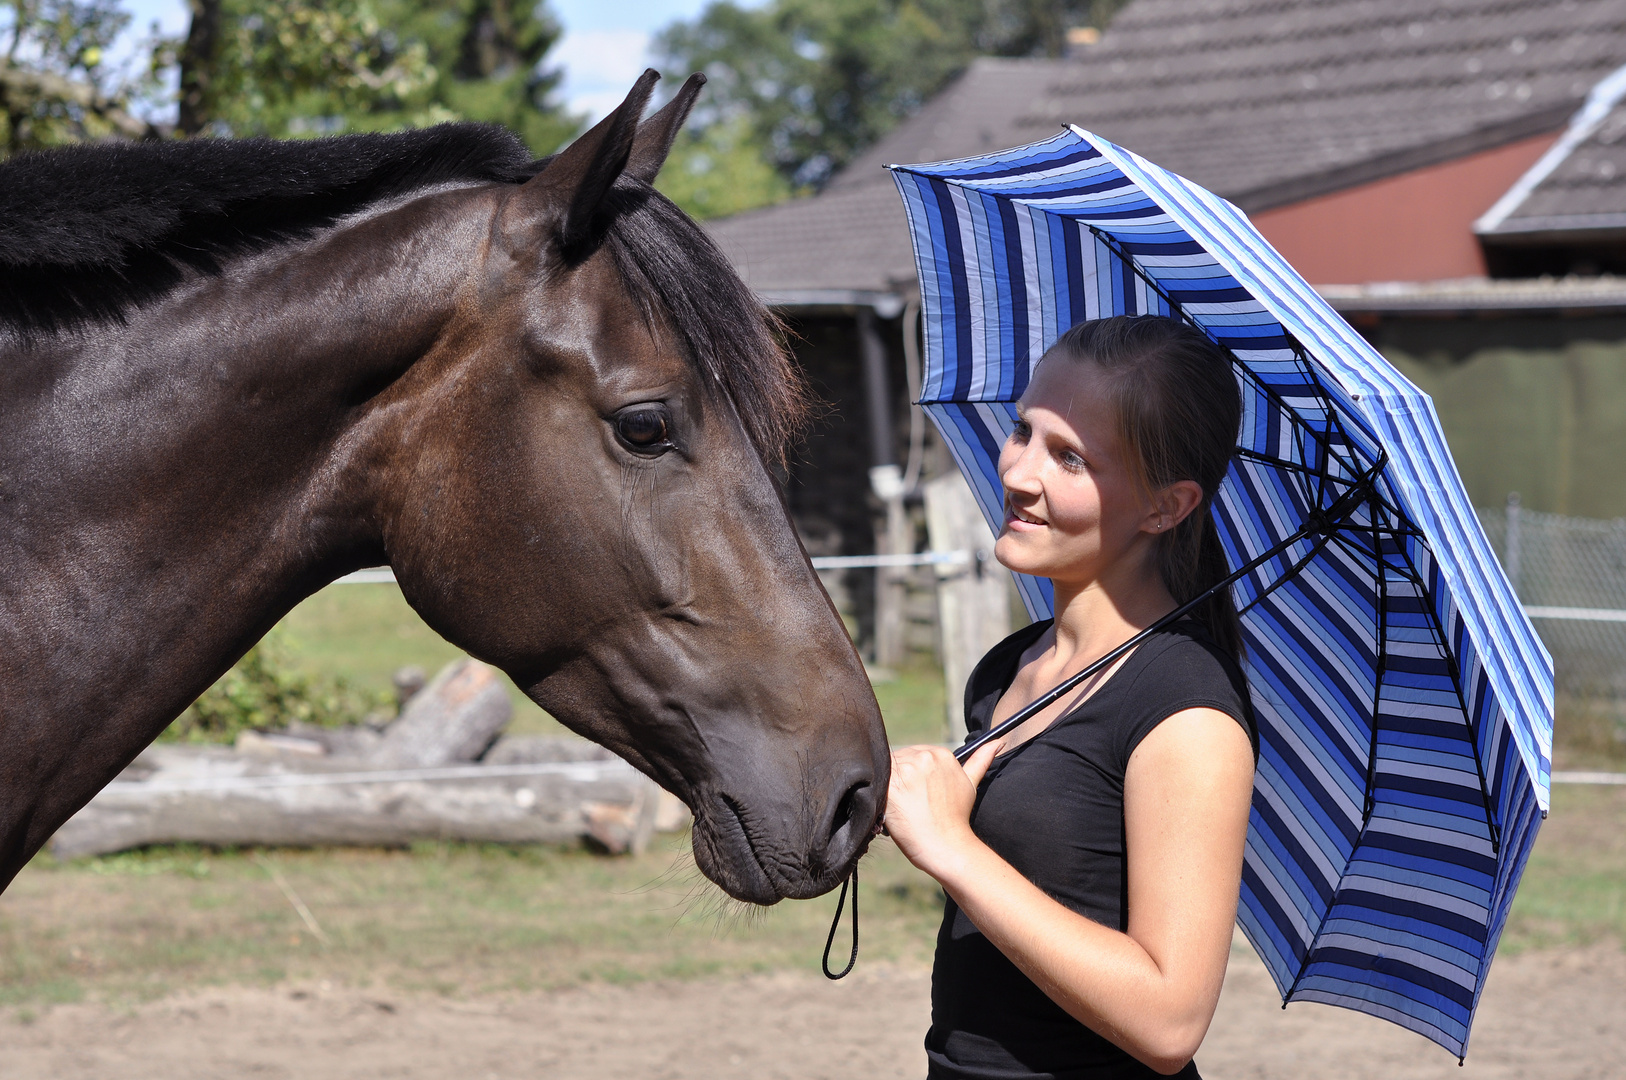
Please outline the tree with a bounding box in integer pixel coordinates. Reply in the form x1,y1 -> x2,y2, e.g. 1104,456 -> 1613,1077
0,0 -> 153,156
176,0 -> 220,135
656,113 -> 795,220
178,0 -> 577,153
655,0 -> 1128,190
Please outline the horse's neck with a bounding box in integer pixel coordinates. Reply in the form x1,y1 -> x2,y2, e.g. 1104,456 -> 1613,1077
0,188 -> 492,879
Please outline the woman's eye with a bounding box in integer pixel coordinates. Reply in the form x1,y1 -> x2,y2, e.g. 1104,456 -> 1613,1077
1012,421 -> 1031,440
615,408 -> 670,452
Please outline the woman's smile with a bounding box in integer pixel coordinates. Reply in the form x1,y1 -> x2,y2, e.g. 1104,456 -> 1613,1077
1005,503 -> 1047,530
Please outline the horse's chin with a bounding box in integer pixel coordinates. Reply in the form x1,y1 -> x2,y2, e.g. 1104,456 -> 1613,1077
690,801 -> 854,906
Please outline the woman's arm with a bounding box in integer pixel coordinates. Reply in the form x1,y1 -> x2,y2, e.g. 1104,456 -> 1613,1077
885,709 -> 1254,1076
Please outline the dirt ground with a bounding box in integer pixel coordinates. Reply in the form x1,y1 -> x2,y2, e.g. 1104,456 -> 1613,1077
4,940 -> 1621,1079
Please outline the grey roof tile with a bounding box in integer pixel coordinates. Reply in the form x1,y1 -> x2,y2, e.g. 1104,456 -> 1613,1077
706,183 -> 920,294
710,0 -> 1626,294
1482,101 -> 1626,235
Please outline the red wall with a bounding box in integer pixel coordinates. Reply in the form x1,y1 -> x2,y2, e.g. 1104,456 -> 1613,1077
1250,133 -> 1558,284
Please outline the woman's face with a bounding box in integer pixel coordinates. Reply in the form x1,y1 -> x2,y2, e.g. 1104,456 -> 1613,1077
994,356 -> 1161,588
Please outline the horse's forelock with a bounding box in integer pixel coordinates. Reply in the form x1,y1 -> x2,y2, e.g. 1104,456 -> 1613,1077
600,181 -> 810,469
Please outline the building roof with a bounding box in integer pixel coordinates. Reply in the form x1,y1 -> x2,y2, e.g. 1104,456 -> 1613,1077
703,173 -> 929,299
1320,274 -> 1626,313
708,0 -> 1626,299
709,60 -> 1062,296
1478,67 -> 1626,240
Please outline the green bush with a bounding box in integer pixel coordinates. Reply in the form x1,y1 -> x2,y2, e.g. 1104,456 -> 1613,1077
163,636 -> 389,744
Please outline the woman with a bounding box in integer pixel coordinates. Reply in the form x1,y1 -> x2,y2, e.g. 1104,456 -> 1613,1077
884,316 -> 1257,1079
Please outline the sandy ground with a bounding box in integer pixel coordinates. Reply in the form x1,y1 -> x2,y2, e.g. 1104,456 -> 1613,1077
3,943 -> 1622,1079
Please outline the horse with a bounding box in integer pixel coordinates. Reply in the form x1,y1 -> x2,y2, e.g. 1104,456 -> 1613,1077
0,71 -> 888,907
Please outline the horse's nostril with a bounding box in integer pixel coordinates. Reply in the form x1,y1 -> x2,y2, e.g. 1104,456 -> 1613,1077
824,778 -> 874,864
831,783 -> 861,834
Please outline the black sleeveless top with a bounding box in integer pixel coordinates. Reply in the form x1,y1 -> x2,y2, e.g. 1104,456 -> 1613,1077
925,619 -> 1255,1080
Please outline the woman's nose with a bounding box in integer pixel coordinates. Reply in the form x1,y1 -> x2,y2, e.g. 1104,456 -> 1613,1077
1000,436 -> 1043,493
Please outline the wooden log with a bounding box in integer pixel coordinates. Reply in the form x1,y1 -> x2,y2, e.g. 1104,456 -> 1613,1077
371,659 -> 511,767
924,471 -> 1016,744
51,742 -> 664,859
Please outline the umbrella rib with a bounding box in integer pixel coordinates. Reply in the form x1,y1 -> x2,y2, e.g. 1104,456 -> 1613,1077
1387,556 -> 1504,857
1235,530 -> 1339,618
1280,504 -> 1398,1009
1363,505 -> 1390,831
1083,223 -> 1374,486
1231,447 -> 1423,553
1288,342 -> 1332,520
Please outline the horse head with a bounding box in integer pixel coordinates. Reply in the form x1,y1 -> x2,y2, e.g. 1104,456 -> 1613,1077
374,73 -> 888,903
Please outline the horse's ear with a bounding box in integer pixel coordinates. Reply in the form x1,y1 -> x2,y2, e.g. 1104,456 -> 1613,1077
517,68 -> 660,254
625,73 -> 706,183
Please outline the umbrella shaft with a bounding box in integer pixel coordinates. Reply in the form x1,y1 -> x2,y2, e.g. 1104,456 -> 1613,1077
952,498 -> 1366,764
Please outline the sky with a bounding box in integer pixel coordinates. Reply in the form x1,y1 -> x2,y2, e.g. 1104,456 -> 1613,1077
118,0 -> 758,125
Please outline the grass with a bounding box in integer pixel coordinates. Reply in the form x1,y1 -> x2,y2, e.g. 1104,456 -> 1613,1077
870,662 -> 949,747
271,583 -> 952,744
1551,694 -> 1626,771
1499,783 -> 1626,952
4,780 -> 1617,1012
273,583 -> 567,736
16,583 -> 1618,1012
0,835 -> 945,1010
1,585 -> 957,1011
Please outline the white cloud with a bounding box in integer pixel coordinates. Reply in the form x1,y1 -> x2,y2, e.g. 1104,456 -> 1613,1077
554,29 -> 654,122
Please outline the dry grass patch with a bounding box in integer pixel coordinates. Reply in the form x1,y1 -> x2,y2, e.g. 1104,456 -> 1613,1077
1500,783 -> 1626,951
0,834 -> 944,1012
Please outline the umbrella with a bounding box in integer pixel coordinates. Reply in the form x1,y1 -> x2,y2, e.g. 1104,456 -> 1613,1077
888,127 -> 1553,1060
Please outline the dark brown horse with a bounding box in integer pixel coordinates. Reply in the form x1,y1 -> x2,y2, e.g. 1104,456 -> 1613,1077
0,72 -> 887,905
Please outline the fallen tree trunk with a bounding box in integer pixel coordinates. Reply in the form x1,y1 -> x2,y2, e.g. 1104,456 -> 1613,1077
52,742 -> 672,859
371,659 -> 512,767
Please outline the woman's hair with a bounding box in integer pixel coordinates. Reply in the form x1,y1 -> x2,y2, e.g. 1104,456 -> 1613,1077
1045,315 -> 1245,660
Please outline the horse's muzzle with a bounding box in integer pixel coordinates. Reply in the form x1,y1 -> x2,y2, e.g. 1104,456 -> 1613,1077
693,766 -> 881,904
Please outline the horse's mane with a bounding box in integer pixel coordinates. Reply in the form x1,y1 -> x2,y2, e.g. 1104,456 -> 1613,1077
0,124 -> 538,333
0,124 -> 806,460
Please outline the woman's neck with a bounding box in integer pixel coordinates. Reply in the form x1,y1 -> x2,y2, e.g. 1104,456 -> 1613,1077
1048,552 -> 1178,666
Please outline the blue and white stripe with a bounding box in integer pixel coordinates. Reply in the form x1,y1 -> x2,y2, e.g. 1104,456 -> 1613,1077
890,128 -> 1553,1059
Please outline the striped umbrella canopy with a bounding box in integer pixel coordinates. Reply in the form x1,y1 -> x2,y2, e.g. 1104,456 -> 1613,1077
890,128 -> 1553,1059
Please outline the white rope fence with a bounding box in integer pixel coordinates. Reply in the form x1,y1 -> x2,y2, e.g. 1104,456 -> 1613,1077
334,557 -> 1626,626
1552,771 -> 1626,785
336,551 -> 976,585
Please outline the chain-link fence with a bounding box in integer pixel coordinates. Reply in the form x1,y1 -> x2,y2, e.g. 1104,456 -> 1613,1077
1477,498 -> 1626,703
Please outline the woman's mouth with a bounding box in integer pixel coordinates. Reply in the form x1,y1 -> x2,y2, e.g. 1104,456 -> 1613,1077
1005,505 -> 1046,529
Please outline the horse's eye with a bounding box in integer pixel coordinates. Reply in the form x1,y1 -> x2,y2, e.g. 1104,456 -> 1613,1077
615,408 -> 670,452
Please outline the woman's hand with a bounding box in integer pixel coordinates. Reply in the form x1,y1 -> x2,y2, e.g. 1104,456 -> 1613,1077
882,741 -> 999,877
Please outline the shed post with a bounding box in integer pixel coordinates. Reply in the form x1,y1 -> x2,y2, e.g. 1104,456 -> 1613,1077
858,306 -> 906,667
925,472 -> 1013,743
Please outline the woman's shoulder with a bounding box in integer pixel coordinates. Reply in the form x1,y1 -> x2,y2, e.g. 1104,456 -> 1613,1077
1136,621 -> 1242,679
1119,621 -> 1256,756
